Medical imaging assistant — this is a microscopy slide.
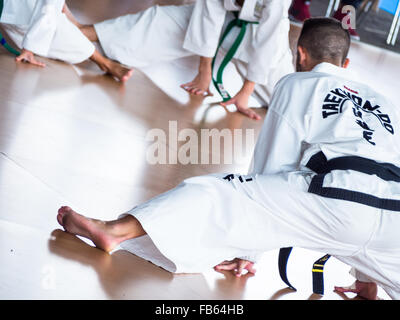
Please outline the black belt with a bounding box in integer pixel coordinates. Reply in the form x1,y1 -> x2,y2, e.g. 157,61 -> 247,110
307,151 -> 400,211
279,151 -> 400,295
0,0 -> 3,18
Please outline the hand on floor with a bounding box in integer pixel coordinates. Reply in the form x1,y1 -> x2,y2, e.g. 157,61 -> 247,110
220,90 -> 261,121
214,258 -> 257,277
334,280 -> 379,300
16,49 -> 46,67
181,71 -> 213,97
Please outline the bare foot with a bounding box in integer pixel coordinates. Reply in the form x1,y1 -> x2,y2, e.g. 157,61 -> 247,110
90,50 -> 133,82
334,280 -> 379,300
99,60 -> 134,82
102,60 -> 134,82
57,206 -> 124,252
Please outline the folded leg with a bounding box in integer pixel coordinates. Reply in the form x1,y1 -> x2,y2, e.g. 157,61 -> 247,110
93,4 -> 195,68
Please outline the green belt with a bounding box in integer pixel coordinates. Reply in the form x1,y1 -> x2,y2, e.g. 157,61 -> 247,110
0,0 -> 21,56
211,14 -> 258,102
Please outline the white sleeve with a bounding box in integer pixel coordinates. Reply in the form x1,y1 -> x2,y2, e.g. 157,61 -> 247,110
246,0 -> 292,84
249,79 -> 306,175
22,0 -> 65,56
182,0 -> 227,58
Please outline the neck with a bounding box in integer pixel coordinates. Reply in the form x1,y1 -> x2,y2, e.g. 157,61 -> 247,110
311,59 -> 343,70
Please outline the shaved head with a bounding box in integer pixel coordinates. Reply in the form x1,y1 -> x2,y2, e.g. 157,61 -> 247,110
297,17 -> 351,68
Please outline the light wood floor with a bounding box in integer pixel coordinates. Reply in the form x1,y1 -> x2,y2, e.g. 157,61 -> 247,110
0,0 -> 398,300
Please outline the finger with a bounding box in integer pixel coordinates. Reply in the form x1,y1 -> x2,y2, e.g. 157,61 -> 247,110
183,87 -> 194,93
214,262 -> 238,271
180,82 -> 193,89
15,54 -> 26,62
206,89 -> 214,97
181,85 -> 196,93
245,262 -> 257,274
215,259 -> 236,266
192,88 -> 204,95
238,108 -> 261,120
334,286 -> 359,294
189,86 -> 203,94
188,86 -> 197,94
30,59 -> 46,67
220,98 -> 235,106
235,261 -> 247,277
241,271 -> 256,280
122,69 -> 134,82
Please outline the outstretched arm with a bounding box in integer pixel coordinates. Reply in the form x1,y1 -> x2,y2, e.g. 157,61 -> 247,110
181,56 -> 214,97
180,0 -> 225,98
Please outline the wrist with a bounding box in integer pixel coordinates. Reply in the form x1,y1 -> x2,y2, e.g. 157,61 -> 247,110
21,48 -> 32,54
240,80 -> 255,95
198,56 -> 213,74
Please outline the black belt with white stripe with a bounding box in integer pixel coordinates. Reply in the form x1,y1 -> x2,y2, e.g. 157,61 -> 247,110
278,151 -> 400,295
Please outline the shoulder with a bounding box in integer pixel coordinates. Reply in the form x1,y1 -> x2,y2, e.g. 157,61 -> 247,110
273,71 -> 326,94
269,71 -> 337,116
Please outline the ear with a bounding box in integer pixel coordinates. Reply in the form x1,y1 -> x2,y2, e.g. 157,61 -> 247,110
297,46 -> 307,65
342,58 -> 350,69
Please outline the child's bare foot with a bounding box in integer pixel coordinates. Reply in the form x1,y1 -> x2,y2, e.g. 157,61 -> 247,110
103,60 -> 134,82
90,50 -> 133,82
334,280 -> 379,300
57,206 -> 124,252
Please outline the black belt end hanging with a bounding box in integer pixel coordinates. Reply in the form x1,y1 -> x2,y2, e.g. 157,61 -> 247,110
312,254 -> 331,295
278,247 -> 297,291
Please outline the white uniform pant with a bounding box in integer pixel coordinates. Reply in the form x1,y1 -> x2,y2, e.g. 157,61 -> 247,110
1,13 -> 95,64
94,4 -> 294,106
120,172 -> 400,300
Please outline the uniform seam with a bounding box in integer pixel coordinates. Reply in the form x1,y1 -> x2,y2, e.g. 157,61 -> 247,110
350,209 -> 382,257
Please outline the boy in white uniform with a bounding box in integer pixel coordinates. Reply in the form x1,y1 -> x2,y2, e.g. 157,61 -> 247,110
56,18 -> 400,300
0,0 -> 133,81
78,0 -> 294,120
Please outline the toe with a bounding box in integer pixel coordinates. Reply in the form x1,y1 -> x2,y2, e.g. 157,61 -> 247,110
57,206 -> 73,225
57,213 -> 63,226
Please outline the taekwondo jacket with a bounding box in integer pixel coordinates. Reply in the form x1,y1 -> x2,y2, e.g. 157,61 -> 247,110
0,0 -> 65,56
182,0 -> 293,85
251,62 -> 400,209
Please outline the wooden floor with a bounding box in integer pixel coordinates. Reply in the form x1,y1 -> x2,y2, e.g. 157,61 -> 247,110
0,0 -> 398,300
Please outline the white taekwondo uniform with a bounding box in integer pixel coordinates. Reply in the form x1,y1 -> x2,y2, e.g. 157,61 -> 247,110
0,0 -> 95,64
119,62 -> 400,299
94,0 -> 294,105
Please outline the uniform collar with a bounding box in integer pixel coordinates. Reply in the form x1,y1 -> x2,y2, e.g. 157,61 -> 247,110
311,62 -> 354,81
